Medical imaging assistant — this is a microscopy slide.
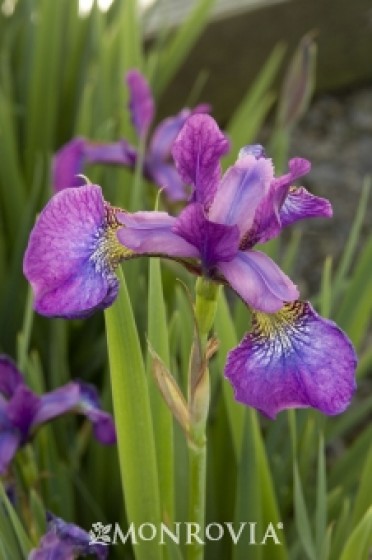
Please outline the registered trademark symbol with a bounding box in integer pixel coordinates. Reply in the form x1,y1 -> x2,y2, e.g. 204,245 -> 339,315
277,522 -> 283,529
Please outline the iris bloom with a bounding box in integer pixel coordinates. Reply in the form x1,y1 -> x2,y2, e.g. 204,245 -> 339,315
117,114 -> 357,417
29,513 -> 108,560
0,355 -> 116,473
53,69 -> 209,201
24,112 -> 357,417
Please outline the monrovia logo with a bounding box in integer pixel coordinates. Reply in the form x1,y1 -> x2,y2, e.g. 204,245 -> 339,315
89,521 -> 284,547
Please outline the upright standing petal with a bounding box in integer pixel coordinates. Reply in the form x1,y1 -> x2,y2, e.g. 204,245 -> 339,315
225,301 -> 357,419
126,69 -> 155,138
23,185 -> 131,319
209,155 -> 274,236
171,114 -> 230,209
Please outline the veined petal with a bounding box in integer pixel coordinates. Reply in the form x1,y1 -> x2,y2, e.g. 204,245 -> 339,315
23,185 -> 131,319
117,210 -> 199,257
126,69 -> 155,137
173,203 -> 240,268
171,114 -> 229,209
218,250 -> 299,313
209,154 -> 274,236
149,105 -> 210,160
242,157 -> 313,247
271,157 -> 311,203
225,301 -> 357,419
279,186 -> 333,228
53,138 -> 87,192
0,355 -> 23,399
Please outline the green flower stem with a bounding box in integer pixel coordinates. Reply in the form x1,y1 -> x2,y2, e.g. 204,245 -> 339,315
187,277 -> 220,560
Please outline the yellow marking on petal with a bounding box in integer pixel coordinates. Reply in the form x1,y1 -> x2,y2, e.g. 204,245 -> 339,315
90,205 -> 134,272
253,301 -> 305,345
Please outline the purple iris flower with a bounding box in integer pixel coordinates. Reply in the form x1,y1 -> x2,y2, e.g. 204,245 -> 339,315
29,513 -> 108,560
0,355 -> 116,473
117,114 -> 356,416
53,69 -> 210,201
23,184 -> 132,319
118,113 -> 332,313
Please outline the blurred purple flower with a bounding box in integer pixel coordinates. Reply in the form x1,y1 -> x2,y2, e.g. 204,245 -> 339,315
225,302 -> 357,418
29,513 -> 108,560
0,355 -> 116,473
23,184 -> 132,319
118,114 -> 332,313
53,69 -> 210,201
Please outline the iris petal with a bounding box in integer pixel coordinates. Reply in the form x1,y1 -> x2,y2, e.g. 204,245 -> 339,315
209,155 -> 274,236
6,386 -> 40,439
225,301 -> 357,419
32,381 -> 116,445
23,185 -> 129,319
279,186 -> 333,228
126,69 -> 155,137
173,203 -> 240,268
147,159 -> 188,201
117,211 -> 199,257
242,157 -> 316,247
52,137 -> 87,192
171,114 -> 229,209
218,250 -> 298,313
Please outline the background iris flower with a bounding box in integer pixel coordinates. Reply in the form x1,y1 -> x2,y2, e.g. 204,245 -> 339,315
53,69 -> 209,201
29,513 -> 108,560
0,355 -> 116,473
